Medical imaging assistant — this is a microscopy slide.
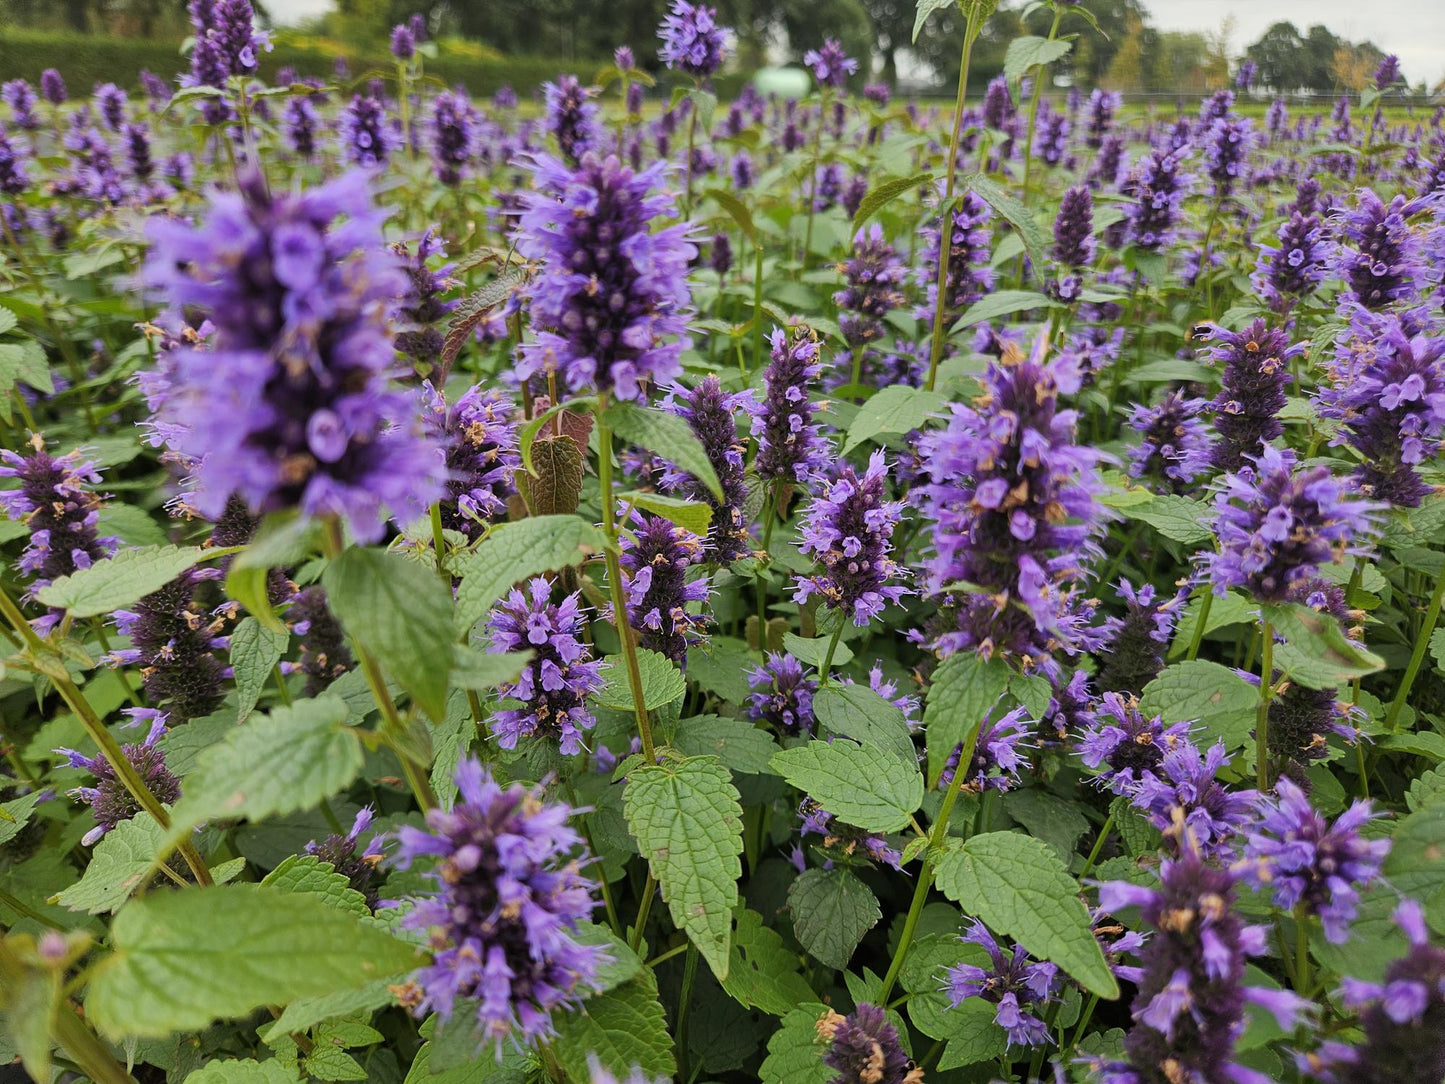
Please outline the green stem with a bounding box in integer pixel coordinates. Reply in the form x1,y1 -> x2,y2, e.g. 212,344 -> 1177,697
1067,992 -> 1101,1054
675,945 -> 699,1084
630,871 -> 657,953
647,942 -> 689,967
1200,196 -> 1222,320
52,999 -> 138,1084
801,89 -> 829,268
1294,904 -> 1312,996
1256,618 -> 1275,791
271,664 -> 292,707
682,92 -> 699,219
429,502 -> 450,585
924,4 -> 984,393
752,242 -> 764,371
1185,590 -> 1214,661
1078,810 -> 1114,880
755,487 -> 777,638
1383,571 -> 1445,733
1018,7 -> 1064,207
816,623 -> 845,687
0,887 -> 63,929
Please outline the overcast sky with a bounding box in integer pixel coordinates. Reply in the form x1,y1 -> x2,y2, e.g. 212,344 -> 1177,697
264,0 -> 1445,85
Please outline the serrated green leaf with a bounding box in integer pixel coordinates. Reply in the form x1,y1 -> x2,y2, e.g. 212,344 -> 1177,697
55,814 -> 165,914
322,546 -> 454,722
550,973 -> 676,1082
671,716 -> 780,774
261,854 -> 370,918
97,504 -> 169,547
787,867 -> 880,970
1265,602 -> 1385,690
924,653 -> 1010,786
453,515 -> 606,633
771,739 -> 922,832
623,757 -> 743,980
851,171 -> 935,232
961,170 -> 1050,276
721,908 -> 815,1015
603,401 -> 722,501
1385,806 -> 1445,932
171,695 -> 363,832
781,632 -> 853,670
934,832 -> 1118,998
185,1060 -> 301,1084
86,884 -> 419,1038
595,649 -> 685,711
912,0 -> 956,42
0,790 -> 48,846
952,289 -> 1056,330
1407,768 -> 1445,812
759,1004 -> 832,1084
1003,35 -> 1073,80
1123,495 -> 1215,545
617,490 -> 713,535
261,980 -> 399,1042
1139,660 -> 1258,751
841,385 -> 945,454
230,617 -> 289,723
35,545 -> 218,618
706,188 -> 755,241
451,646 -> 532,691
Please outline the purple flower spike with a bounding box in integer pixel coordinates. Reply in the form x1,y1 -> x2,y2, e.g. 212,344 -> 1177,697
804,39 -> 859,90
487,579 -> 605,755
798,797 -> 902,870
1244,778 -> 1389,942
1333,190 -> 1424,311
1097,580 -> 1189,694
746,653 -> 818,736
939,705 -> 1032,793
815,1004 -> 921,1084
1207,445 -> 1380,602
794,450 -> 909,626
423,383 -> 519,542
657,0 -> 730,79
660,375 -> 753,563
389,24 -> 416,60
751,327 -> 829,484
3,80 -> 41,130
1201,318 -> 1300,472
516,152 -> 695,401
835,224 -> 908,356
1078,692 -> 1194,794
431,90 -> 477,187
543,76 -> 599,167
143,170 -> 445,543
393,759 -> 603,1050
1373,54 -> 1401,90
40,69 -> 66,106
394,229 -> 459,380
917,190 -> 994,333
944,921 -> 1058,1048
110,569 -> 229,721
1252,209 -> 1327,314
1129,740 -> 1257,858
57,712 -> 180,846
306,806 -> 385,908
1127,391 -> 1215,492
1124,146 -> 1193,251
614,513 -> 709,668
343,92 -> 392,167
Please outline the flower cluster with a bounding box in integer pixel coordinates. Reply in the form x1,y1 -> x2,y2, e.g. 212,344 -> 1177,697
423,383 -> 518,541
1125,146 -> 1193,251
306,806 -> 385,908
1127,391 -> 1215,491
1078,693 -> 1194,794
543,77 -> 599,166
1252,209 -> 1328,313
1334,191 -> 1423,310
1129,740 -> 1257,857
109,569 -> 230,722
657,0 -> 729,79
835,225 -> 908,355
290,586 -> 353,696
945,921 -> 1059,1048
919,190 -> 994,331
615,513 -> 709,667
747,654 -> 818,736
343,92 -> 392,167
57,710 -> 180,846
798,798 -> 902,869
487,579 -> 605,755
815,1004 -> 921,1084
804,40 -> 858,89
660,375 -> 752,562
431,91 -> 476,186
751,327 -> 829,484
1097,580 -> 1187,694
939,705 -> 1032,793
1202,318 -> 1300,472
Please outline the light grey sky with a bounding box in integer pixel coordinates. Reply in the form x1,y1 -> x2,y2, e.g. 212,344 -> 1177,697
264,0 -> 1445,86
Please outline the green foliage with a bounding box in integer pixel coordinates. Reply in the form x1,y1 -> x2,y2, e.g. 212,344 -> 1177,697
453,514 -> 606,633
771,739 -> 923,832
787,867 -> 881,970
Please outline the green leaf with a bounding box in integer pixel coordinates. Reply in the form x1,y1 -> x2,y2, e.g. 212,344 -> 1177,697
225,513 -> 319,634
85,884 -> 419,1038
1124,359 -> 1214,385
1171,591 -> 1254,656
322,547 -> 454,722
851,171 -> 935,232
185,1060 -> 300,1084
706,188 -> 755,241
721,908 -> 815,1015
617,490 -> 713,535
603,401 -> 722,501
0,959 -> 57,1084
1265,602 -> 1386,690
450,646 -> 532,691
961,171 -> 1051,277
771,739 -> 922,832
759,1004 -> 832,1084
97,504 -> 169,547
171,695 -> 363,831
841,385 -> 946,453
261,980 -> 400,1042
453,515 -> 606,633
551,973 -> 676,1082
623,757 -> 744,980
1139,660 -> 1259,751
261,854 -> 370,918
594,649 -> 686,711
787,867 -> 880,970
1122,495 -> 1215,545
927,1001 -> 1007,1067
934,832 -> 1118,998
55,814 -> 165,915
1003,35 -> 1073,80
575,921 -> 644,994
813,684 -> 916,765
913,0 -> 956,42
0,790 -> 49,846
1384,806 -> 1445,932
923,653 -> 1010,785
35,545 -> 218,618
1003,788 -> 1090,863
781,632 -> 853,670
230,617 -> 289,723
952,289 -> 1056,330
671,716 -> 780,775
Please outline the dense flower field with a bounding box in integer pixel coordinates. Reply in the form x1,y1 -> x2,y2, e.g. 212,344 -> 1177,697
3,0 -> 1445,1082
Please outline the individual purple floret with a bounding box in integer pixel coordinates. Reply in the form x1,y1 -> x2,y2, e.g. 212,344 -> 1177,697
1334,190 -> 1424,310
1305,900 -> 1445,1083
794,450 -> 908,626
1252,209 -> 1328,313
1078,692 -> 1194,795
306,806 -> 385,908
1129,740 -> 1257,858
659,375 -> 752,562
423,383 -> 518,541
486,579 -> 605,755
290,585 -> 353,696
1124,146 -> 1193,251
1206,445 -> 1379,602
343,92 -> 392,167
431,90 -> 476,186
798,797 -> 902,869
392,759 -> 603,1050
614,513 -> 709,667
750,327 -> 829,484
109,569 -> 229,721
40,69 -> 66,106
1201,318 -> 1300,472
1097,580 -> 1188,694
1127,391 -> 1215,491
918,341 -> 1110,674
57,710 -> 180,846
746,653 -> 817,736
393,228 -> 459,380
815,1004 -> 921,1084
390,23 -> 416,60
835,224 -> 908,355
939,705 -> 1032,792
804,39 -> 858,90
143,170 -> 444,543
1094,838 -> 1306,1084
657,0 -> 729,79
918,190 -> 994,332
944,920 -> 1058,1048
1318,312 -> 1445,507
1243,778 -> 1389,943
515,153 -> 695,400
